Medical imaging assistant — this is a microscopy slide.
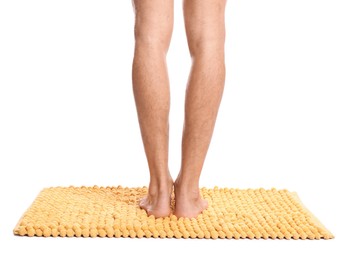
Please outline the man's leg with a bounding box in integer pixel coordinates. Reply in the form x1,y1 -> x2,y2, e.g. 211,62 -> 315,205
131,0 -> 174,218
174,0 -> 227,218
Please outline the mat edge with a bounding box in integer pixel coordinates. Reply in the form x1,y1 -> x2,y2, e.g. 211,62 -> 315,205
290,192 -> 334,239
13,188 -> 47,235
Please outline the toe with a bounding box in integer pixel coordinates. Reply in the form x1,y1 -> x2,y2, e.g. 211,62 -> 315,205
139,197 -> 148,210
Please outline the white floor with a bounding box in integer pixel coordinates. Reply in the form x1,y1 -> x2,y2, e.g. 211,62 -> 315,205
1,235 -> 343,260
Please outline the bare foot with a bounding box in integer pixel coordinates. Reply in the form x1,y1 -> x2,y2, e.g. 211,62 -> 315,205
173,179 -> 208,218
139,177 -> 173,218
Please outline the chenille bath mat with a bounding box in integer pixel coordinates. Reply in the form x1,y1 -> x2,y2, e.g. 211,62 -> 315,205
13,186 -> 333,239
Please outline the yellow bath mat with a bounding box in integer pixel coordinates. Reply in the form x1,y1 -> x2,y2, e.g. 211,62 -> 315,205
13,186 -> 333,239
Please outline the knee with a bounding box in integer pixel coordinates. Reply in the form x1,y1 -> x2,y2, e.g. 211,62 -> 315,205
183,3 -> 226,58
186,30 -> 226,59
133,18 -> 173,54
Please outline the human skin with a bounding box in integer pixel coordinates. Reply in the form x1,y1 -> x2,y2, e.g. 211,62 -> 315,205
131,0 -> 227,218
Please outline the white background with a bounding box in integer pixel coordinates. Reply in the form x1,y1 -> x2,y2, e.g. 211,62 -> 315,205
0,0 -> 348,259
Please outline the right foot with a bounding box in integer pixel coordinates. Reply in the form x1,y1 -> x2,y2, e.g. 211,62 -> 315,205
139,177 -> 173,218
173,179 -> 208,218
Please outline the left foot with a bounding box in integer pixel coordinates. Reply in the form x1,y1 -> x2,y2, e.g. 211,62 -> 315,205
173,179 -> 208,218
139,176 -> 173,218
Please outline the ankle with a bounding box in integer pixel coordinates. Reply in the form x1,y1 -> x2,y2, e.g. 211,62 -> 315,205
174,178 -> 200,197
174,174 -> 199,188
148,176 -> 173,195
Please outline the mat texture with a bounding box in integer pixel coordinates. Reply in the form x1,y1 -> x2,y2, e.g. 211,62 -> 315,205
13,186 -> 333,239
